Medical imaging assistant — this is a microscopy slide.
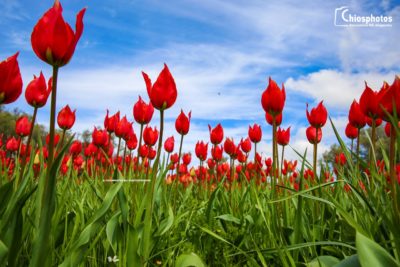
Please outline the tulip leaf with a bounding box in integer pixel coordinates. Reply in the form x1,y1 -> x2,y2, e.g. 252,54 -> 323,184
176,252 -> 206,267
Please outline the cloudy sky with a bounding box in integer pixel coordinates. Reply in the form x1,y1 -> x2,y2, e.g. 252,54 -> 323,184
1,0 -> 399,163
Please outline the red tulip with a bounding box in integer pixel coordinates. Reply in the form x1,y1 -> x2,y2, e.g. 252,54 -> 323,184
170,153 -> 179,164
211,145 -> 223,161
306,126 -> 322,144
261,77 -> 286,117
139,145 -> 149,158
345,123 -> 358,139
223,138 -> 236,157
126,132 -> 138,150
335,153 -> 346,166
148,147 -> 157,160
25,72 -> 52,108
15,116 -> 32,137
348,100 -> 366,129
104,110 -> 120,133
208,123 -> 224,145
46,133 -> 60,146
240,137 -> 252,153
175,110 -> 191,135
164,136 -> 175,153
6,137 -> 20,152
57,105 -> 76,130
378,76 -> 400,121
133,96 -> 154,124
69,140 -> 82,155
84,143 -> 98,157
92,127 -> 109,147
384,121 -> 400,137
266,112 -> 282,126
31,0 -> 86,67
115,116 -> 132,139
142,64 -> 177,110
277,126 -> 290,146
248,124 -> 262,143
207,158 -> 216,169
182,153 -> 192,165
359,82 -> 381,119
0,53 -> 23,105
143,126 -> 158,146
306,101 -> 328,128
195,141 -> 208,161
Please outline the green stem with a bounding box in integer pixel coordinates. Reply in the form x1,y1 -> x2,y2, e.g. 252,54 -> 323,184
176,133 -> 184,178
356,129 -> 360,179
136,124 -> 144,175
30,65 -> 59,267
142,109 -> 164,264
272,120 -> 277,190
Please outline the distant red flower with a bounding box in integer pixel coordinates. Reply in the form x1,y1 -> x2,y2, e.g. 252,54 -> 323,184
84,143 -> 98,157
0,53 -> 23,105
223,138 -> 237,157
182,153 -> 192,165
348,100 -> 366,129
46,133 -> 60,147
133,96 -> 154,124
6,137 -> 20,152
261,77 -> 286,117
208,123 -> 224,145
142,64 -> 177,110
15,116 -> 31,137
306,126 -> 322,144
240,137 -> 252,153
104,110 -> 120,133
69,140 -> 82,155
143,126 -> 158,146
306,101 -> 328,128
335,153 -> 346,166
25,72 -> 52,108
57,105 -> 76,130
164,136 -> 174,153
31,0 -> 86,67
115,115 -> 132,139
92,127 -> 109,147
277,126 -> 290,146
195,141 -> 208,161
248,124 -> 262,143
211,145 -> 223,161
175,110 -> 191,135
126,132 -> 138,150
366,117 -> 382,127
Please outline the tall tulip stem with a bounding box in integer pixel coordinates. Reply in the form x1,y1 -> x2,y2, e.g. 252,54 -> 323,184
177,133 -> 184,177
313,128 -> 319,177
143,109 -> 164,263
136,123 -> 144,175
272,119 -> 277,189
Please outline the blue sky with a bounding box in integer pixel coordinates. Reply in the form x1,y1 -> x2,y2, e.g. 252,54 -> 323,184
1,0 -> 399,162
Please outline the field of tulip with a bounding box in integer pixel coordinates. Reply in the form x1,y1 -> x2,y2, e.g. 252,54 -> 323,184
1,1 -> 400,267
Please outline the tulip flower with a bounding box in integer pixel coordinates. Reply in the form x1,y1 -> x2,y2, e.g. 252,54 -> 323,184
133,96 -> 154,125
0,53 -> 23,105
261,77 -> 286,118
240,138 -> 252,154
175,110 -> 191,135
104,110 -> 120,134
69,140 -> 82,156
348,100 -> 366,129
306,101 -> 328,128
46,133 -> 60,147
345,123 -> 358,140
378,76 -> 400,121
359,82 -> 381,119
84,143 -> 98,157
248,124 -> 262,143
306,126 -> 322,145
211,145 -> 223,162
164,136 -> 174,153
115,116 -> 132,140
277,127 -> 290,146
143,126 -> 158,147
139,145 -> 150,158
142,64 -> 177,111
6,137 -> 20,152
15,116 -> 32,137
25,72 -> 52,108
209,124 -> 224,145
31,0 -> 86,67
182,153 -> 192,165
195,141 -> 208,162
126,132 -> 138,151
92,127 -> 109,148
57,105 -> 76,130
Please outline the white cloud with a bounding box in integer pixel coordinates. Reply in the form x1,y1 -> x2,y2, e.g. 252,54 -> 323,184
285,69 -> 398,110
